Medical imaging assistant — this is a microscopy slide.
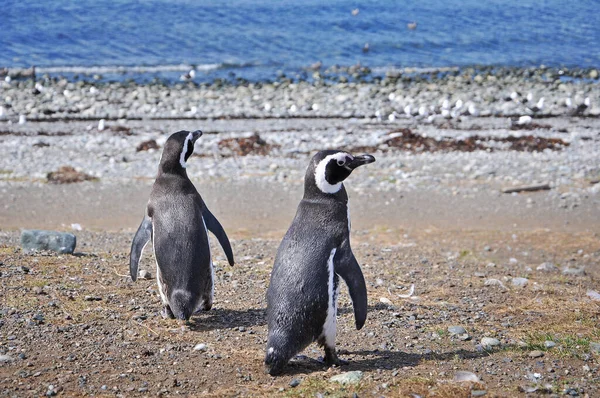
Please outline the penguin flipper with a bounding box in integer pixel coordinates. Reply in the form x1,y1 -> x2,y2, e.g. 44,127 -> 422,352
129,215 -> 152,281
203,207 -> 235,266
335,240 -> 368,330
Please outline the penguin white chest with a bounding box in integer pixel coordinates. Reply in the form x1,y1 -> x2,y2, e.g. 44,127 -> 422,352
321,247 -> 339,347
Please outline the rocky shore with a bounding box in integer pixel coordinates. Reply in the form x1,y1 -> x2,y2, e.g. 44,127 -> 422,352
1,67 -> 599,396
1,67 -> 598,121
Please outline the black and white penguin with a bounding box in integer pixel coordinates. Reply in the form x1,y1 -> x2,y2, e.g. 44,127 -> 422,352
265,150 -> 375,375
129,130 -> 234,321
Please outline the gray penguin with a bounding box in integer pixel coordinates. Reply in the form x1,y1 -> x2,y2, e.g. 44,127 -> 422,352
129,130 -> 234,321
265,150 -> 375,375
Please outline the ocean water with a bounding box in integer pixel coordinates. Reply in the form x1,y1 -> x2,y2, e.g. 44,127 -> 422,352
1,0 -> 599,82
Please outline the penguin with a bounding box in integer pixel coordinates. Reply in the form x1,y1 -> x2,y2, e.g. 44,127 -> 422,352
129,130 -> 234,321
265,150 -> 375,375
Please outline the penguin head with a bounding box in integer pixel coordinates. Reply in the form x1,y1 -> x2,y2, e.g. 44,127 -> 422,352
307,150 -> 376,195
158,130 -> 203,173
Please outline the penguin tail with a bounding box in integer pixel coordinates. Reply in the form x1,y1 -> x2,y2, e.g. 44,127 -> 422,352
169,289 -> 196,321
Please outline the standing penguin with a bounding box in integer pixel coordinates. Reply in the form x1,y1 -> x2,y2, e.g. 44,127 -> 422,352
265,150 -> 375,375
129,130 -> 234,321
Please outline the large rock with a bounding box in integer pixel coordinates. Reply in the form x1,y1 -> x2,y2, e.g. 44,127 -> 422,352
21,230 -> 76,254
330,371 -> 363,385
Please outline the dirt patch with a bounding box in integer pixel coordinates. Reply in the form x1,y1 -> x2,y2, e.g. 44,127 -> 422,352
46,166 -> 98,184
218,133 -> 279,156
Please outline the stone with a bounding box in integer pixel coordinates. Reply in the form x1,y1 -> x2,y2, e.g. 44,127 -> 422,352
330,371 -> 363,385
587,290 -> 600,301
562,266 -> 585,276
0,354 -> 13,363
511,277 -> 529,287
529,350 -> 544,358
536,262 -> 557,272
289,378 -> 301,387
193,343 -> 208,352
21,230 -> 76,254
544,341 -> 556,348
453,371 -> 480,383
138,270 -> 152,280
484,279 -> 506,289
448,326 -> 467,335
481,337 -> 501,348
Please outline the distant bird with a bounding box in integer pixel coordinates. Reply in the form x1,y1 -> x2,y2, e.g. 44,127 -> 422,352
528,97 -> 544,114
567,97 -> 590,116
454,99 -> 464,110
362,43 -> 370,53
351,8 -> 359,16
441,99 -> 450,111
404,105 -> 412,117
180,69 -> 196,81
98,119 -> 106,131
407,22 -> 417,30
508,91 -> 520,102
525,92 -> 533,103
467,104 -> 479,117
18,115 -> 27,125
565,97 -> 573,108
309,61 -> 322,71
418,105 -> 428,117
4,75 -> 11,83
388,112 -> 397,121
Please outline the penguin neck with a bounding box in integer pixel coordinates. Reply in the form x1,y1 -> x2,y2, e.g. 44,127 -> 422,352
158,159 -> 188,177
303,179 -> 349,203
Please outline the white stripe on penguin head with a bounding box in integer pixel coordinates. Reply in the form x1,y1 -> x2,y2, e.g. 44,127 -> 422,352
314,152 -> 352,194
179,132 -> 194,169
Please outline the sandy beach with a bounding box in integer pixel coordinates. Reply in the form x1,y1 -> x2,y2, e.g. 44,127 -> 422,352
1,72 -> 599,396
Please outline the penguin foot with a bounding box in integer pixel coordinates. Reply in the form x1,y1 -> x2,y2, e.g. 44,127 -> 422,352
161,305 -> 175,319
323,348 -> 348,367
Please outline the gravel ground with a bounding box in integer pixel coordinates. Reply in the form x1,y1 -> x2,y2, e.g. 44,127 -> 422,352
0,229 -> 599,397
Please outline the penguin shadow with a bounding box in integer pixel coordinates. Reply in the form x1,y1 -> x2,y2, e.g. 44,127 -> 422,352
277,348 -> 488,376
186,307 -> 266,332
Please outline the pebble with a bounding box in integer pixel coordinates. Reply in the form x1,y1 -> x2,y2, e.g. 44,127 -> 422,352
481,337 -> 501,348
562,266 -> 585,276
0,354 -> 13,362
20,229 -> 77,254
330,371 -> 363,385
448,326 -> 467,335
587,290 -> 600,301
544,341 -> 556,349
453,371 -> 480,382
484,279 -> 506,289
138,270 -> 152,280
289,378 -> 301,387
536,262 -> 557,272
529,350 -> 544,358
511,277 -> 528,287
193,343 -> 208,352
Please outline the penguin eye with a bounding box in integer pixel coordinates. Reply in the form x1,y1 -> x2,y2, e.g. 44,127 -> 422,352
337,158 -> 346,167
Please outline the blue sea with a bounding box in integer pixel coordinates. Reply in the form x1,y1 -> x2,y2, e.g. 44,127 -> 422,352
1,0 -> 599,82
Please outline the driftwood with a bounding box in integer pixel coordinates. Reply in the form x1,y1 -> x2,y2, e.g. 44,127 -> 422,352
502,183 -> 551,194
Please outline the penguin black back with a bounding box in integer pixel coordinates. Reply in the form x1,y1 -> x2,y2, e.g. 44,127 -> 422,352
129,130 -> 235,322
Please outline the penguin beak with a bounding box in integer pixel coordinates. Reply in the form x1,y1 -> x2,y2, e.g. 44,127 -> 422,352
347,154 -> 376,170
190,130 -> 203,143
